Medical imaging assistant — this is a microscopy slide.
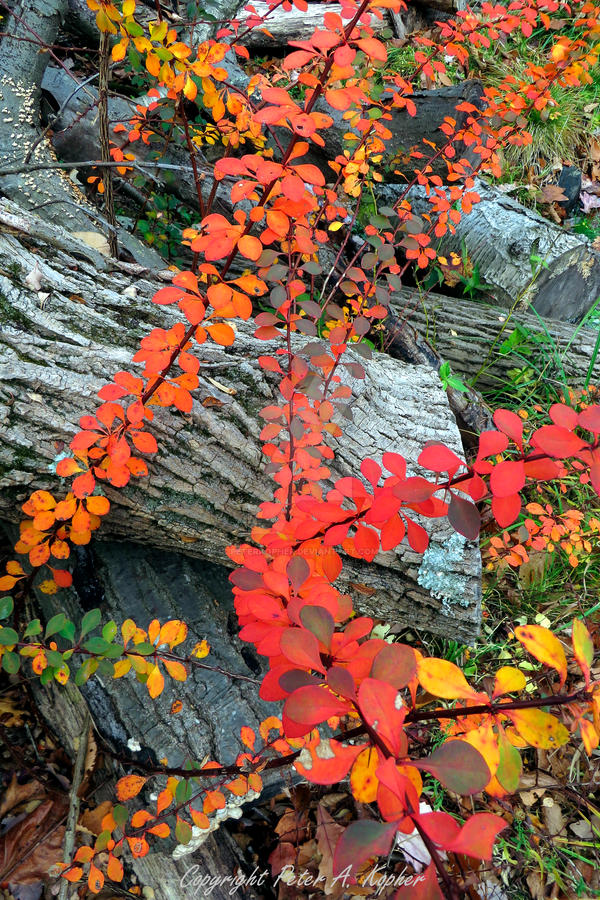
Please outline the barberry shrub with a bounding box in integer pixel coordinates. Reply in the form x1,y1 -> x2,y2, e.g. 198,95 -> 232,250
1,0 -> 599,896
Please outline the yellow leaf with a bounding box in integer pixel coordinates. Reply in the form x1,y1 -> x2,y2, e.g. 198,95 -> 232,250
122,0 -> 136,14
492,666 -> 526,698
112,40 -> 128,62
417,657 -> 481,700
146,664 -> 165,698
507,708 -> 569,750
350,746 -> 379,803
159,619 -> 187,647
113,659 -> 132,678
192,639 -> 210,659
514,625 -> 567,686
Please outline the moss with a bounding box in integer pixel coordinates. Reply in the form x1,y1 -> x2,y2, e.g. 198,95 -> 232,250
417,533 -> 472,611
0,292 -> 34,330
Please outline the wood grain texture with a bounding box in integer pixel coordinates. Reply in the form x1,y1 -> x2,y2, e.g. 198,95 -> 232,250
0,198 -> 481,639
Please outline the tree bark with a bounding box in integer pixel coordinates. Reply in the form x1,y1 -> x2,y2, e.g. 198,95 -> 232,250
390,288 -> 600,391
394,179 -> 600,323
0,198 -> 482,640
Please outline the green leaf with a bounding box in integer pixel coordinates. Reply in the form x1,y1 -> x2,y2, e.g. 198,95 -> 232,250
83,637 -> 111,655
59,621 -> 76,643
40,666 -> 54,685
175,818 -> 192,845
0,626 -> 19,646
414,740 -> 491,795
24,619 -> 42,637
75,657 -> 99,685
496,729 -> 522,793
175,780 -> 193,804
81,608 -> 102,639
2,651 -> 20,674
102,620 -> 118,642
95,830 -> 112,851
46,649 -> 64,668
45,613 -> 68,639
131,642 -> 155,656
113,805 -> 129,827
0,596 -> 14,620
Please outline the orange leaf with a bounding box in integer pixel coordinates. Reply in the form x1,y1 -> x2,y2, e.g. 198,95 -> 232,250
237,235 -> 262,260
162,659 -> 187,681
86,495 -> 110,516
207,323 -> 235,346
88,863 -> 104,893
116,774 -> 147,801
417,658 -> 481,700
514,624 -> 567,685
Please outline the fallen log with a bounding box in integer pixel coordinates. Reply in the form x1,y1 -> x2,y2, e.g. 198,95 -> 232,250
389,288 -> 600,391
237,1 -> 389,48
0,198 -> 482,641
396,179 -> 600,323
0,0 -> 162,268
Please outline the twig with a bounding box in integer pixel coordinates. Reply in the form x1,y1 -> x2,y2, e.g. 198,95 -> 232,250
98,32 -> 118,258
0,159 -> 197,178
58,711 -> 91,900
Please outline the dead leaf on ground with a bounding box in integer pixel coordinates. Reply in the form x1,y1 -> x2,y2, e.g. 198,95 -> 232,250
79,800 -> 113,837
541,184 -> 568,204
0,693 -> 28,728
0,797 -> 67,884
315,804 -> 344,897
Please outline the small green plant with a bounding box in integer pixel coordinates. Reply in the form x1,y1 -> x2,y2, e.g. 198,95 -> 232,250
439,360 -> 469,392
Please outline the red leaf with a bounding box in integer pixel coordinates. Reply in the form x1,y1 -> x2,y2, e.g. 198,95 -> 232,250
353,524 -> 379,562
333,820 -> 397,877
406,517 -> 429,552
370,643 -> 416,689
549,403 -> 578,430
382,452 -> 406,478
478,430 -> 509,458
380,514 -> 406,550
445,813 -> 508,860
491,493 -> 521,527
354,37 -> 387,61
394,477 -> 437,503
489,460 -> 525,498
493,409 -> 523,450
394,862 -> 444,898
283,685 -> 351,730
357,678 -> 406,756
294,737 -> 363,785
418,443 -> 462,473
532,425 -> 587,458
73,470 -> 96,499
280,628 -> 326,674
578,405 -> 600,433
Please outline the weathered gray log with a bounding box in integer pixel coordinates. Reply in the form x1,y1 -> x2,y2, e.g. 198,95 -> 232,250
0,0 -> 162,268
237,1 -> 389,48
306,80 -> 487,180
399,179 -> 600,323
0,198 -> 481,640
390,288 -> 600,391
